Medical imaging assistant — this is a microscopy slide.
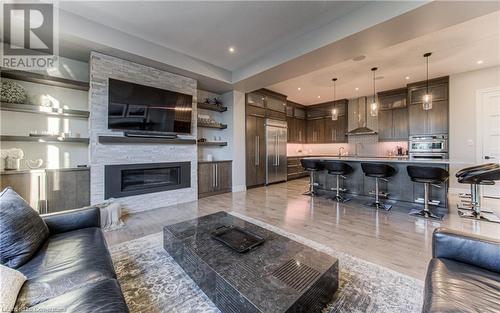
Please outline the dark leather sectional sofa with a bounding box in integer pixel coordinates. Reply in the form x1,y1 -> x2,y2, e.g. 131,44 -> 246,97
423,227 -> 500,313
14,207 -> 129,312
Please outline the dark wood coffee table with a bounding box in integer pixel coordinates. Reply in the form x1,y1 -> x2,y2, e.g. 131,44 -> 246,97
163,211 -> 338,313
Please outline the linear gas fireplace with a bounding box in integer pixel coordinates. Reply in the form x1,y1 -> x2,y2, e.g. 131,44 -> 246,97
105,162 -> 191,199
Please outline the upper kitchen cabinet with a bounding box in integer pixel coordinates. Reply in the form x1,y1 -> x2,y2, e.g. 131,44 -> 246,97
259,89 -> 287,121
377,88 -> 409,141
407,76 -> 449,135
246,91 -> 266,108
286,101 -> 307,143
324,99 -> 348,143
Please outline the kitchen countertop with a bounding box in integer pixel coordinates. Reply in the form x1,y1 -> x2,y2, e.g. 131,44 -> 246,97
300,156 -> 451,164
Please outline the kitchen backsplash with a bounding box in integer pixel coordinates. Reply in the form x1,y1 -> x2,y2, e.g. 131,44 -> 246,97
287,140 -> 408,157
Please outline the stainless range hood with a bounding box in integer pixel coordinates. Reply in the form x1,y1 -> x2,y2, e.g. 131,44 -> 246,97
347,96 -> 377,136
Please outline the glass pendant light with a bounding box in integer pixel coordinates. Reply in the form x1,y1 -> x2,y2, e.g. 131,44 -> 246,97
370,67 -> 378,117
422,52 -> 433,110
331,78 -> 338,121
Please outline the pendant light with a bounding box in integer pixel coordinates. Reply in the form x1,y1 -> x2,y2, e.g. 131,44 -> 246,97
422,52 -> 433,110
331,78 -> 338,121
370,67 -> 378,117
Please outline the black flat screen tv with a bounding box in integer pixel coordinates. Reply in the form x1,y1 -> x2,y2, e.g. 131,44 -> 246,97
107,78 -> 193,134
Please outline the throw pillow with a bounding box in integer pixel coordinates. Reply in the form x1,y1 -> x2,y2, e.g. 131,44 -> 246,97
0,188 -> 49,268
0,264 -> 27,312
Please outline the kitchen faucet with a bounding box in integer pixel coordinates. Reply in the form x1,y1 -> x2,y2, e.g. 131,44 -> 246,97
355,142 -> 363,157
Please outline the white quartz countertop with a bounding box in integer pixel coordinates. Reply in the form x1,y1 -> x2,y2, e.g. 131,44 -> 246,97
300,156 -> 451,164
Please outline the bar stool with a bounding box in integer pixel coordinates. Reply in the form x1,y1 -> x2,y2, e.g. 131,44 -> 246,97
456,163 -> 499,211
324,161 -> 353,202
361,163 -> 396,210
457,164 -> 500,223
407,166 -> 449,220
300,159 -> 324,196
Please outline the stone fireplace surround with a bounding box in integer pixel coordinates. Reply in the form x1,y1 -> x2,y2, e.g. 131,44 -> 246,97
89,52 -> 198,213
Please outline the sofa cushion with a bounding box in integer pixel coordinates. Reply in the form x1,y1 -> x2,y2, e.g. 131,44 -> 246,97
20,279 -> 129,313
0,264 -> 27,312
423,258 -> 500,313
0,188 -> 49,268
15,227 -> 116,309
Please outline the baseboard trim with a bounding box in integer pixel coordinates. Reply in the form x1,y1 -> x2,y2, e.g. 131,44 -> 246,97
232,185 -> 246,192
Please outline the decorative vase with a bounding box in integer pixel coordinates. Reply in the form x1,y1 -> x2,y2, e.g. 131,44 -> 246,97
5,157 -> 21,170
0,81 -> 27,104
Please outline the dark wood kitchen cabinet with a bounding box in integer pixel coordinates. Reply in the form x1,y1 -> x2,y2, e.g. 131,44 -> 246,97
377,88 -> 408,141
198,161 -> 232,198
245,106 -> 266,187
286,101 -> 307,143
307,118 -> 325,143
408,76 -> 449,135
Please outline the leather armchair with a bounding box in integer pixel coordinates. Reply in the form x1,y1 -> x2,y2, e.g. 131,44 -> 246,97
423,228 -> 500,313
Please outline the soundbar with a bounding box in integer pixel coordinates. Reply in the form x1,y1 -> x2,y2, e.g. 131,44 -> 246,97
124,131 -> 178,139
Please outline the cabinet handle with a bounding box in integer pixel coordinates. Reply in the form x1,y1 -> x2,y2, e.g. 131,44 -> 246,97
255,136 -> 259,166
276,135 -> 280,166
212,164 -> 216,187
215,164 -> 218,188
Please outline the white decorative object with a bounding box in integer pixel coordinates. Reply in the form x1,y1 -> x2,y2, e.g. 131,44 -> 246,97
26,159 -> 44,169
206,154 -> 213,162
5,157 -> 21,170
95,199 -> 125,231
0,264 -> 27,313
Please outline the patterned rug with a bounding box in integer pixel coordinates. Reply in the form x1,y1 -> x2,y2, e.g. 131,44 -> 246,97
109,212 -> 423,313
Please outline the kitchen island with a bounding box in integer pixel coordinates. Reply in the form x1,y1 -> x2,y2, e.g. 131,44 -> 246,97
301,156 -> 450,211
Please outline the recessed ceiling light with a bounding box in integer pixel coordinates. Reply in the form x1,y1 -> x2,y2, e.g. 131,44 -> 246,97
477,60 -> 484,64
228,46 -> 236,53
355,87 -> 359,91
317,95 -> 321,99
405,76 -> 410,80
297,87 -> 301,91
352,55 -> 366,61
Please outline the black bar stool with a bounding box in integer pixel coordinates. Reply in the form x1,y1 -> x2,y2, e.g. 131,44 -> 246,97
456,163 -> 499,212
324,161 -> 353,202
300,159 -> 324,196
361,163 -> 396,210
457,164 -> 500,223
407,166 -> 449,220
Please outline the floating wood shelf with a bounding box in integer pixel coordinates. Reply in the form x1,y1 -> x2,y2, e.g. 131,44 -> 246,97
197,103 -> 228,112
0,102 -> 89,118
1,68 -> 89,91
197,123 -> 227,129
197,141 -> 228,147
98,136 -> 196,145
0,135 -> 89,144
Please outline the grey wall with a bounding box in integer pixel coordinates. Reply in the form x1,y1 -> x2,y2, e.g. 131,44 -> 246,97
88,52 -> 198,212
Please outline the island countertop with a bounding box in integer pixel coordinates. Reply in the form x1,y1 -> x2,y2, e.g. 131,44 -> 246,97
300,156 -> 451,164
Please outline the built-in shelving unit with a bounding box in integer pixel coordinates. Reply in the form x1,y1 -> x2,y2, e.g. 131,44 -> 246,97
98,136 -> 196,145
197,102 -> 228,112
1,68 -> 90,91
197,123 -> 227,129
0,135 -> 89,144
0,102 -> 89,118
197,141 -> 228,147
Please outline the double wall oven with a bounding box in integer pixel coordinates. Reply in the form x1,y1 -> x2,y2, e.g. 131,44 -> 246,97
409,134 -> 448,160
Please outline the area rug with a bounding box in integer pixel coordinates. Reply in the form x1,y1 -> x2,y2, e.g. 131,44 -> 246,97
109,212 -> 423,313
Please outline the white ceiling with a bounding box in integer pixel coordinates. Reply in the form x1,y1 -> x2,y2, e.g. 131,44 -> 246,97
268,11 -> 500,105
58,1 -> 368,71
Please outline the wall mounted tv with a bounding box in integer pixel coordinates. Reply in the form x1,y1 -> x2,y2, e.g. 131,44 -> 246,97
107,78 -> 193,134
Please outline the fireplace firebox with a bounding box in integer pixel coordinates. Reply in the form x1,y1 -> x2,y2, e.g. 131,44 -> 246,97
105,162 -> 190,199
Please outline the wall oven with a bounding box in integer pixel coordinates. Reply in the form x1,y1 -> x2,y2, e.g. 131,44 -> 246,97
409,134 -> 448,160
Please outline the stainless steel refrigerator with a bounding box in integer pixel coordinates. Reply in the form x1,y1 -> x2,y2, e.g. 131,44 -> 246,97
265,119 -> 287,184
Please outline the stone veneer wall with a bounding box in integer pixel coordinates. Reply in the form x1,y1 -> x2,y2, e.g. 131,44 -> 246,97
89,52 -> 198,212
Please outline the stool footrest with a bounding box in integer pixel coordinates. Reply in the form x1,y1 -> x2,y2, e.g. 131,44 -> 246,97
415,198 -> 440,206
